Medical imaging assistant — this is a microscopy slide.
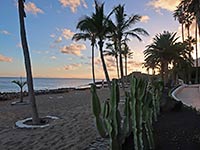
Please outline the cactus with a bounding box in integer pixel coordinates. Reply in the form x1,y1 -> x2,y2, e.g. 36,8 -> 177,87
129,77 -> 138,150
149,78 -> 164,122
91,77 -> 161,150
91,79 -> 125,150
91,84 -> 107,138
143,91 -> 155,149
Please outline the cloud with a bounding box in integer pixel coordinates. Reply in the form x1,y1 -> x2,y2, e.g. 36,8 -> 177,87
61,29 -> 74,39
50,34 -> 56,38
148,0 -> 181,12
128,60 -> 143,68
0,30 -> 11,35
16,42 -> 22,48
50,56 -> 57,60
64,63 -> 82,70
52,28 -> 74,43
25,2 -> 44,15
0,54 -> 12,62
33,50 -> 49,54
59,0 -> 87,13
94,57 -> 101,65
55,36 -> 62,43
141,15 -> 150,23
60,43 -> 86,56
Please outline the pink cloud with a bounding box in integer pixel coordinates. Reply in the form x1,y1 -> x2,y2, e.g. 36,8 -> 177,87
140,15 -> 150,23
64,63 -> 82,70
61,29 -> 74,39
0,54 -> 12,62
59,0 -> 87,13
25,2 -> 44,15
148,0 -> 181,12
60,43 -> 86,56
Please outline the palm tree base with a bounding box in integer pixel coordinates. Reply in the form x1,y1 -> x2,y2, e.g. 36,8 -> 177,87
15,115 -> 59,129
11,101 -> 29,106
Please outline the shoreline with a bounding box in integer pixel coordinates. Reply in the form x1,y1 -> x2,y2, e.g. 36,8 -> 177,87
0,82 -> 104,101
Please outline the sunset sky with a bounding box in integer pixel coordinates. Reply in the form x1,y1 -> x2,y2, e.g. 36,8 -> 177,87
0,0 -> 188,79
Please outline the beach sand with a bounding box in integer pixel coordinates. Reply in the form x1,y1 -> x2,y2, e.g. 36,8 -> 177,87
0,88 -> 110,150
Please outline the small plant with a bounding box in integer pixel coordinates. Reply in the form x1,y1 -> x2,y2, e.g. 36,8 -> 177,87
12,77 -> 27,102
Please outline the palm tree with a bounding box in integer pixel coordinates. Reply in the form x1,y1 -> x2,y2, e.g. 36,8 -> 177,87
174,5 -> 185,42
144,31 -> 192,85
121,42 -> 133,77
104,43 -> 120,79
179,0 -> 200,83
18,0 -> 40,124
144,60 -> 158,75
91,0 -> 113,88
72,22 -> 96,84
111,4 -> 149,86
12,77 -> 27,102
172,39 -> 194,83
73,1 -> 112,88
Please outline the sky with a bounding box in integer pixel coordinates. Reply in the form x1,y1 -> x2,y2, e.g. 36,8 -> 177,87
0,0 -> 189,79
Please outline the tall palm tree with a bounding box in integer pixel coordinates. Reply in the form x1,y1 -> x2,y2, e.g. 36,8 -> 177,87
73,0 -> 112,88
180,0 -> 200,82
121,42 -> 133,77
18,0 -> 40,124
91,0 -> 113,88
174,5 -> 185,42
72,21 -> 96,84
104,43 -> 120,79
111,4 -> 149,85
144,31 -> 192,85
172,39 -> 194,83
186,0 -> 200,83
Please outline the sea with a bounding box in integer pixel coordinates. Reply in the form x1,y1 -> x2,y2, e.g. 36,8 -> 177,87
0,77 -> 100,93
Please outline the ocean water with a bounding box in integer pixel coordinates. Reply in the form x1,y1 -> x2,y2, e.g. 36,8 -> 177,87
0,77 -> 97,92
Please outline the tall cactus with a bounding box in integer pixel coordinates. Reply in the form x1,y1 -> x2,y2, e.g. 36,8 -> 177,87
91,79 -> 125,150
149,78 -> 164,122
143,91 -> 155,149
91,84 -> 107,138
91,77 -> 162,150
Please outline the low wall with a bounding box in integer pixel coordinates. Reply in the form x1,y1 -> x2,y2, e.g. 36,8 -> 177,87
171,84 -> 200,108
171,84 -> 187,101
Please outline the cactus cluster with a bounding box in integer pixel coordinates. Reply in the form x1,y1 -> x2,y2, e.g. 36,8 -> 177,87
91,77 -> 163,150
148,79 -> 164,122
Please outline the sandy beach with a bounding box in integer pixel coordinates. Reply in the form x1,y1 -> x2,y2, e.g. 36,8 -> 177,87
0,88 -> 110,150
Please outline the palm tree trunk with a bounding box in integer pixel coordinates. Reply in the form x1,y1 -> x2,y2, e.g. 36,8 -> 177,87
98,40 -> 111,89
18,0 -> 40,124
116,56 -> 120,79
20,87 -> 23,102
91,44 -> 96,84
152,68 -> 155,75
195,19 -> 198,83
164,62 -> 169,86
125,55 -> 127,77
187,25 -> 190,38
182,23 -> 184,42
161,61 -> 168,86
119,44 -> 125,88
